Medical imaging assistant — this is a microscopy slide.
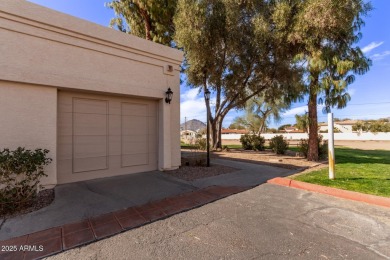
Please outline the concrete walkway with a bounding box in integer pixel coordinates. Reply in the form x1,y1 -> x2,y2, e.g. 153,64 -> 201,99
0,159 -> 293,241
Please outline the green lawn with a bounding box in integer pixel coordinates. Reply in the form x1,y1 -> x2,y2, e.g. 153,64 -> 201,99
292,148 -> 390,197
225,144 -> 243,149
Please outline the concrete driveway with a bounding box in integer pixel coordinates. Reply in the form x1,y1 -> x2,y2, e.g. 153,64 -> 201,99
48,184 -> 390,260
0,159 -> 293,241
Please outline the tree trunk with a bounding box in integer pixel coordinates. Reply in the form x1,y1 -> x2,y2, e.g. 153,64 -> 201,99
139,8 -> 152,41
307,81 -> 319,161
211,116 -> 223,150
257,119 -> 266,135
210,119 -> 217,149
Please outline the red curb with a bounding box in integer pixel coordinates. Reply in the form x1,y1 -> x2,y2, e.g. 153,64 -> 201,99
267,177 -> 291,187
267,177 -> 390,208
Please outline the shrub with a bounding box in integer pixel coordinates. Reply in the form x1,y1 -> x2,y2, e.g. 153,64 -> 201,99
298,135 -> 328,159
222,145 -> 230,152
0,147 -> 52,214
240,134 -> 265,151
269,135 -> 289,154
195,138 -> 207,151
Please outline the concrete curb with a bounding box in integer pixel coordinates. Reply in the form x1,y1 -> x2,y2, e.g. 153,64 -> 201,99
267,177 -> 390,208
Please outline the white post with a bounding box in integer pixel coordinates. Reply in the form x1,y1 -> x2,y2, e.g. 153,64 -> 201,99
328,112 -> 335,179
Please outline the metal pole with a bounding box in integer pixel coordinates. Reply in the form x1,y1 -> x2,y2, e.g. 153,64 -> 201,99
328,112 -> 335,179
185,116 -> 187,140
206,112 -> 210,167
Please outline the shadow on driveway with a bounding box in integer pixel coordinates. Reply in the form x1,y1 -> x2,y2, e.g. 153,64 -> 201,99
0,158 -> 297,241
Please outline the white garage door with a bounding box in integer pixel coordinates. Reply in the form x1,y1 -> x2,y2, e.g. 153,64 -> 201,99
57,91 -> 158,184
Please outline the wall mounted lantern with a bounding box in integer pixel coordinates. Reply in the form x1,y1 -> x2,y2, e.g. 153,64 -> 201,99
165,88 -> 173,104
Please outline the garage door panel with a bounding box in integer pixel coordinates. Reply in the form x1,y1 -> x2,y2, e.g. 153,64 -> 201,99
147,102 -> 157,117
108,115 -> 121,136
122,141 -> 148,154
148,117 -> 157,136
58,144 -> 72,160
58,159 -> 72,177
73,98 -> 108,114
73,156 -> 108,173
122,103 -> 148,117
58,112 -> 72,136
58,135 -> 72,159
58,95 -> 73,113
73,135 -> 108,158
148,136 -> 157,150
122,134 -> 148,143
73,113 -> 107,136
122,153 -> 148,167
108,135 -> 121,156
122,116 -> 148,135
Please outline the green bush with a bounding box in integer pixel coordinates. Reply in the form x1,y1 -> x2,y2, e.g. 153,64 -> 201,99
0,147 -> 52,215
195,138 -> 207,151
269,135 -> 289,154
240,134 -> 265,151
298,135 -> 328,159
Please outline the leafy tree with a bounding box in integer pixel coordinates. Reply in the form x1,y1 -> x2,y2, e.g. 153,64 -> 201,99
289,0 -> 372,161
174,0 -> 302,149
267,128 -> 278,133
228,120 -> 247,130
295,113 -> 309,133
278,124 -> 292,131
106,0 -> 177,46
353,120 -> 390,133
233,95 -> 291,135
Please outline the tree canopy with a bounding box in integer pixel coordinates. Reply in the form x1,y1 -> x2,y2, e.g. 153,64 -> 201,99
106,0 -> 176,46
174,0 -> 303,149
232,95 -> 291,135
295,113 -> 309,133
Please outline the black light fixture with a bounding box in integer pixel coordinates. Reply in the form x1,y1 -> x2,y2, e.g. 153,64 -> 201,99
204,88 -> 211,167
165,88 -> 173,104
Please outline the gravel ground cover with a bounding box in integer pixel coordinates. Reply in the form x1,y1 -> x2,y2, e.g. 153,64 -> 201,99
0,189 -> 54,219
211,149 -> 324,170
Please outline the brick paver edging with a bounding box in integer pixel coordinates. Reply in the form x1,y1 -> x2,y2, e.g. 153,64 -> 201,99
267,177 -> 390,208
0,185 -> 249,260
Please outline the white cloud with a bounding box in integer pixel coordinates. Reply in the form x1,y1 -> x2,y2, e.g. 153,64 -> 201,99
180,88 -> 199,101
283,104 -> 326,117
180,88 -> 209,123
361,41 -> 384,53
180,98 -> 207,123
371,51 -> 390,61
283,105 -> 308,116
348,88 -> 356,96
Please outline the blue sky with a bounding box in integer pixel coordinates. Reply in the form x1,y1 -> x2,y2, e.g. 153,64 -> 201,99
28,0 -> 390,127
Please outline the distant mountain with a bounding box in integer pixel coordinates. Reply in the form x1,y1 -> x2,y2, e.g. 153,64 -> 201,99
180,119 -> 206,132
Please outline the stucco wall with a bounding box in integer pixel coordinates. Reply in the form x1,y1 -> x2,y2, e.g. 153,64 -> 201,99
0,81 -> 57,187
0,0 -> 183,181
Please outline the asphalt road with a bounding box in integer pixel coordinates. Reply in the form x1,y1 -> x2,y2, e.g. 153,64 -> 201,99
48,184 -> 390,260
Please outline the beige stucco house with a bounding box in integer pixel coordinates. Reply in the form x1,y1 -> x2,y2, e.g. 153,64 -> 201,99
319,120 -> 357,133
0,0 -> 183,188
